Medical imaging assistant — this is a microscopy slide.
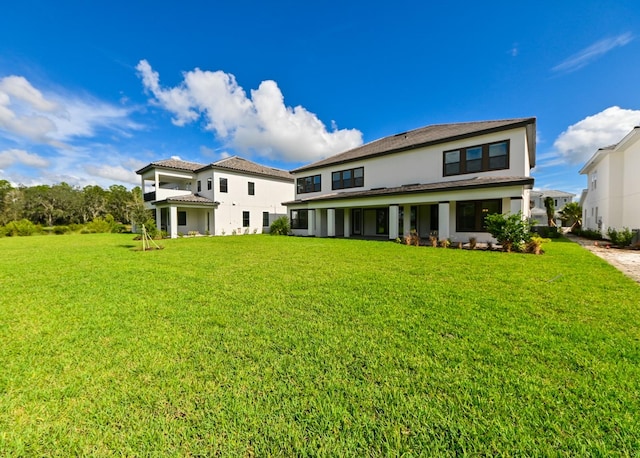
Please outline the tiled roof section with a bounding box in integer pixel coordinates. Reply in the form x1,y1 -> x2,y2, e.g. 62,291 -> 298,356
136,158 -> 205,174
283,176 -> 534,205
210,156 -> 293,181
155,194 -> 217,205
293,118 -> 536,173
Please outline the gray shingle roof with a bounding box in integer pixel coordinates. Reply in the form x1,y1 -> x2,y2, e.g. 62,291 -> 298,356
137,156 -> 293,181
293,118 -> 536,173
155,194 -> 217,205
283,175 -> 534,205
210,156 -> 293,181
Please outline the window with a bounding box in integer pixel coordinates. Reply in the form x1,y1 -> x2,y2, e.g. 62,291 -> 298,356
591,171 -> 597,190
376,208 -> 388,235
242,211 -> 250,227
297,174 -> 321,194
332,167 -> 364,190
443,140 -> 510,176
197,180 -> 201,192
220,177 -> 228,193
291,209 -> 309,229
248,182 -> 255,195
456,199 -> 502,232
207,178 -> 212,190
178,211 -> 187,226
262,211 -> 269,227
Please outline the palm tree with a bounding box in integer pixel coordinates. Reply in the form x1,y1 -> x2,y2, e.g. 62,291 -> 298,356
559,202 -> 582,231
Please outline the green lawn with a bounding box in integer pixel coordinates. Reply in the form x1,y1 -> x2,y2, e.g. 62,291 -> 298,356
0,234 -> 639,455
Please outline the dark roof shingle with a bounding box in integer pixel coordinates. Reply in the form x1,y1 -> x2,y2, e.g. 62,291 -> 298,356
293,118 -> 536,173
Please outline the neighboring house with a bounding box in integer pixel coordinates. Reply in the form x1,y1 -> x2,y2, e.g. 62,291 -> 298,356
579,127 -> 640,233
284,118 -> 536,242
529,190 -> 575,227
136,156 -> 294,238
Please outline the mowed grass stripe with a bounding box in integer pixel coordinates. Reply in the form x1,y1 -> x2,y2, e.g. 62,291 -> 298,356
0,234 -> 638,455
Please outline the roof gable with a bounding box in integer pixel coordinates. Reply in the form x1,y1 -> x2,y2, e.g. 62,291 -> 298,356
208,156 -> 293,181
292,117 -> 536,173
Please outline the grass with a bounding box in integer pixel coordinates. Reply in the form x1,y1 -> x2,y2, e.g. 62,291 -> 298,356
0,234 -> 639,455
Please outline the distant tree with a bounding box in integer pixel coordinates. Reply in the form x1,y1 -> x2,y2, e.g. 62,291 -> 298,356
82,185 -> 108,223
543,197 -> 556,227
2,187 -> 24,224
107,184 -> 132,223
0,180 -> 14,223
559,202 -> 582,231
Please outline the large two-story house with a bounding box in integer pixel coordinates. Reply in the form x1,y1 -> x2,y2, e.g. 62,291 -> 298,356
284,118 -> 536,242
529,190 -> 575,227
579,126 -> 640,233
136,156 -> 293,238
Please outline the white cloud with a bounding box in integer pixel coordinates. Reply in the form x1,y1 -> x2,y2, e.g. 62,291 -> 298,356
0,148 -> 50,168
84,164 -> 139,185
136,60 -> 363,162
553,106 -> 640,164
0,74 -> 142,148
552,32 -> 634,74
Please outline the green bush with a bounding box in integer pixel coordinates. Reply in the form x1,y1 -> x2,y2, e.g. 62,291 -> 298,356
53,226 -> 70,235
2,219 -> 39,236
607,227 -> 634,247
484,212 -> 532,252
574,228 -> 602,240
269,216 -> 291,236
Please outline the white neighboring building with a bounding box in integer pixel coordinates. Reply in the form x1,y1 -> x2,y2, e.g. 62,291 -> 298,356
136,156 -> 294,238
529,190 -> 575,226
579,127 -> 640,233
284,118 -> 536,242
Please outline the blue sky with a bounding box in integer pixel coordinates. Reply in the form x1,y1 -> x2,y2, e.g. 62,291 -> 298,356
1,1 -> 639,198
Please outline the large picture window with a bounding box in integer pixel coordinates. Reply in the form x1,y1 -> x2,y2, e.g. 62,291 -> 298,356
297,175 -> 321,194
443,140 -> 509,176
332,167 -> 364,190
456,199 -> 502,232
290,209 -> 309,229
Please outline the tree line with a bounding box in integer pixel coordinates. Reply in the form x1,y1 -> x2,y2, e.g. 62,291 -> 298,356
0,180 -> 148,228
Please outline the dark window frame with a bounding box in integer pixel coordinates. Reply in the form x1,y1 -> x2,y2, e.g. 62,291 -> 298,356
332,167 -> 364,190
290,209 -> 309,229
207,178 -> 212,190
177,211 -> 187,226
296,174 -> 321,194
197,180 -> 202,192
456,199 -> 502,232
248,182 -> 255,196
219,177 -> 228,193
242,211 -> 250,227
443,140 -> 510,177
262,211 -> 269,227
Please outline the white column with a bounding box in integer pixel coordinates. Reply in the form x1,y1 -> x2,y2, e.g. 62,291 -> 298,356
327,209 -> 336,237
169,205 -> 178,239
510,197 -> 524,216
389,205 -> 399,240
402,204 -> 411,237
314,209 -> 322,237
155,208 -> 162,233
438,201 -> 450,240
307,209 -> 316,236
343,209 -> 351,238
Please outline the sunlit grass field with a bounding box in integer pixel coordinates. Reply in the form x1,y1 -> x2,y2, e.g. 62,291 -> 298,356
0,234 -> 639,455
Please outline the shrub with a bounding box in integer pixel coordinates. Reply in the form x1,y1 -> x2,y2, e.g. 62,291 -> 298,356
53,226 -> 70,235
607,227 -> 634,247
404,230 -> 420,246
3,219 -> 39,236
84,218 -> 113,234
269,216 -> 291,236
525,235 -> 551,255
574,228 -> 602,240
484,212 -> 532,252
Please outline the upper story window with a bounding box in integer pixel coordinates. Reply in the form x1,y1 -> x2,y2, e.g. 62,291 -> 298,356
297,175 -> 321,194
332,167 -> 364,190
220,177 -> 228,193
248,182 -> 255,195
443,140 -> 510,177
591,171 -> 597,190
207,178 -> 212,190
197,180 -> 202,192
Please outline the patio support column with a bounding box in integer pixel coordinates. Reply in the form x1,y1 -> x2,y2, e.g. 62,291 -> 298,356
327,209 -> 336,237
155,208 -> 162,234
343,208 -> 351,238
389,205 -> 399,240
510,196 -> 523,216
308,209 -> 316,236
438,201 -> 450,240
169,205 -> 178,239
402,204 -> 411,237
